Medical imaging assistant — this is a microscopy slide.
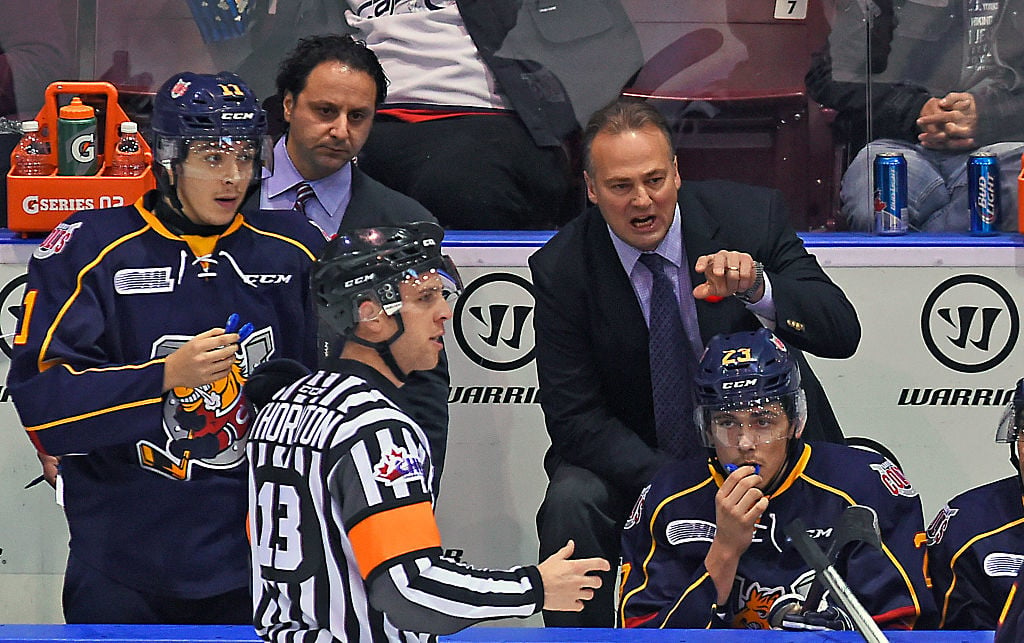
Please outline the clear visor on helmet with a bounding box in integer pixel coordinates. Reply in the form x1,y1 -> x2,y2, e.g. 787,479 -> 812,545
356,257 -> 463,323
696,392 -> 806,448
995,401 -> 1024,443
156,135 -> 273,182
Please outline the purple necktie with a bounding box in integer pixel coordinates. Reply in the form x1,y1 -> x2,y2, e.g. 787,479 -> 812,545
293,182 -> 315,215
638,252 -> 698,460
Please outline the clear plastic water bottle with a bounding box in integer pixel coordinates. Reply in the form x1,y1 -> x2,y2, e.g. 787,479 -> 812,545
106,121 -> 147,177
13,120 -> 53,176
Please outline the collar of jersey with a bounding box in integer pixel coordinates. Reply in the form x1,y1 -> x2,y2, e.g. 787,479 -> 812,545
708,442 -> 812,499
138,199 -> 245,242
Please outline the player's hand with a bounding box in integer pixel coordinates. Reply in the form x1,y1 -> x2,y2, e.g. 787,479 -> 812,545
693,251 -> 763,302
162,327 -> 240,392
536,540 -> 611,612
36,451 -> 60,489
713,465 -> 767,556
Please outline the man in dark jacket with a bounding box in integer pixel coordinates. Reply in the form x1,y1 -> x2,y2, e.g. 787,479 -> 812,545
531,98 -> 861,627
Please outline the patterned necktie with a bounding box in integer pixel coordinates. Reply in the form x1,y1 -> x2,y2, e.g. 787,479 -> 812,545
293,182 -> 315,215
638,252 -> 698,460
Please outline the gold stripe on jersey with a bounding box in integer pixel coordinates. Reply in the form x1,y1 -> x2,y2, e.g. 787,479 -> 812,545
800,452 -> 924,624
349,501 -> 441,579
618,476 -> 716,626
940,515 -> 1024,627
25,395 -> 164,432
37,223 -> 152,373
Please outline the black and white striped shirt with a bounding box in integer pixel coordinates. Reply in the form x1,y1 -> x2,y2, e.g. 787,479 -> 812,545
248,359 -> 542,642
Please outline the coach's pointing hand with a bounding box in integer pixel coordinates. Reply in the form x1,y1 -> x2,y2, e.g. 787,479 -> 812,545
537,540 -> 611,611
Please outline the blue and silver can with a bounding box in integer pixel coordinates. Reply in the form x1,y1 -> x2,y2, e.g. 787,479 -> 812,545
872,152 -> 908,234
969,152 -> 1000,235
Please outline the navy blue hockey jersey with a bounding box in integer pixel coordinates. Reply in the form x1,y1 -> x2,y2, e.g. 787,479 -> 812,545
619,442 -> 936,630
8,199 -> 321,598
928,475 -> 1024,629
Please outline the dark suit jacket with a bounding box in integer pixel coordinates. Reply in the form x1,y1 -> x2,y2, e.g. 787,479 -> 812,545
244,165 -> 452,486
529,181 -> 861,498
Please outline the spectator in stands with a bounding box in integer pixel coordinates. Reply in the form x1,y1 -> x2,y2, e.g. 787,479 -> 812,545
807,0 -> 1024,232
237,1 -> 642,230
530,97 -> 860,627
619,329 -> 934,630
248,34 -> 451,493
928,377 -> 1024,630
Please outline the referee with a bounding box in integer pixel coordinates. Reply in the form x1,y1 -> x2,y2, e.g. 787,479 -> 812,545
246,222 -> 609,642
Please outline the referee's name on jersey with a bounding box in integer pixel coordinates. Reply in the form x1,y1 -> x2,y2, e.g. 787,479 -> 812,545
252,403 -> 342,449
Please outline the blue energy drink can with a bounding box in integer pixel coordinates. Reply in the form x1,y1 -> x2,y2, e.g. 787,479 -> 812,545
873,153 -> 908,234
969,152 -> 1000,235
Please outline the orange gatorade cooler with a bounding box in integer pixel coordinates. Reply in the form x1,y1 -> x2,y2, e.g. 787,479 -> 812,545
7,81 -> 155,235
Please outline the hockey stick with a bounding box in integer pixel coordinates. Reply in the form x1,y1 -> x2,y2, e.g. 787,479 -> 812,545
801,505 -> 884,612
784,517 -> 889,643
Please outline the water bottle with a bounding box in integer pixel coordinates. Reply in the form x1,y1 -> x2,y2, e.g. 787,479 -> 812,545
12,120 -> 53,176
57,97 -> 99,176
106,121 -> 147,177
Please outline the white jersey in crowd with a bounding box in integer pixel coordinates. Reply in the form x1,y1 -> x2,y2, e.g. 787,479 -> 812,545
343,1 -> 510,110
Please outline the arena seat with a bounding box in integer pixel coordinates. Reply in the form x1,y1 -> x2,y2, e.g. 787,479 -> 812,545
621,0 -> 845,231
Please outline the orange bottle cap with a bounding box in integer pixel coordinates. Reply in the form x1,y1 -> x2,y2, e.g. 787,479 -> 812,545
59,97 -> 95,120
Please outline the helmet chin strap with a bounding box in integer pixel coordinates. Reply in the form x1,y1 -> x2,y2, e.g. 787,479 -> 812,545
347,313 -> 409,384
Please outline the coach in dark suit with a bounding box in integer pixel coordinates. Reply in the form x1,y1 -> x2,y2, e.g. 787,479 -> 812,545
530,99 -> 861,627
242,35 -> 449,492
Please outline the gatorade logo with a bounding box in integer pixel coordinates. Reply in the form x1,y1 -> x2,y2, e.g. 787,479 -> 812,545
71,133 -> 96,163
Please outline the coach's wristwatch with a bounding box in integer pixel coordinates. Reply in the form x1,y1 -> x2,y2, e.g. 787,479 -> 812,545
734,260 -> 764,304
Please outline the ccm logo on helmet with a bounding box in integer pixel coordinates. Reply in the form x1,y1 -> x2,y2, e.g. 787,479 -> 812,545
423,239 -> 437,246
344,274 -> 374,288
722,379 -> 757,390
222,112 -> 254,120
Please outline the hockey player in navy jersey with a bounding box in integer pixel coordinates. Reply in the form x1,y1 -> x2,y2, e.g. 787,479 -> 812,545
247,222 -> 610,642
618,328 -> 936,630
7,71 -> 321,623
928,377 -> 1024,630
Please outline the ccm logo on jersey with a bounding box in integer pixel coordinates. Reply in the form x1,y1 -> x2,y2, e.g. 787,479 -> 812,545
723,379 -> 757,390
870,459 -> 918,498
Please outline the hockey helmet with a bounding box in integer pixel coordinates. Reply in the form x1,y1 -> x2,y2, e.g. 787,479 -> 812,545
151,71 -> 271,182
694,328 -> 807,448
311,221 -> 462,340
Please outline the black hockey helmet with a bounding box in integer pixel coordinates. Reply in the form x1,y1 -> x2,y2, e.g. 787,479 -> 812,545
693,328 -> 807,449
311,221 -> 461,341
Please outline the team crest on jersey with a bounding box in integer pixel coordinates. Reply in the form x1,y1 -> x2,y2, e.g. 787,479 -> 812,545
33,221 -> 83,260
624,484 -> 650,530
732,581 -> 785,629
170,78 -> 191,98
373,445 -> 425,486
869,459 -> 918,498
137,325 -> 275,480
926,504 -> 959,545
